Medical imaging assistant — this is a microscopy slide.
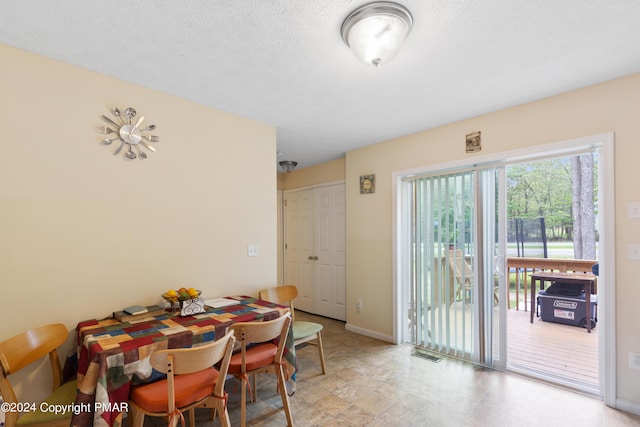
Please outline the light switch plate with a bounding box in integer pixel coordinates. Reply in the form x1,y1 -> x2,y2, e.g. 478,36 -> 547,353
629,244 -> 640,260
629,203 -> 640,219
630,352 -> 640,370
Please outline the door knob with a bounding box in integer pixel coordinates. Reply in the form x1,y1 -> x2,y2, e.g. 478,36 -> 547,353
308,256 -> 319,260
308,256 -> 314,260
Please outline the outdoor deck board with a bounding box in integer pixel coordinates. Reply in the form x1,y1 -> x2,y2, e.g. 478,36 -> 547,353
507,308 -> 598,387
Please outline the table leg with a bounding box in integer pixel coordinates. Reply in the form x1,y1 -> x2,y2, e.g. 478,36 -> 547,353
524,269 -> 528,312
515,268 -> 520,310
530,278 -> 536,323
585,282 -> 591,333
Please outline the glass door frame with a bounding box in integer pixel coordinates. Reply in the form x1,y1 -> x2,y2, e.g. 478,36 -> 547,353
399,166 -> 506,366
392,132 -> 615,405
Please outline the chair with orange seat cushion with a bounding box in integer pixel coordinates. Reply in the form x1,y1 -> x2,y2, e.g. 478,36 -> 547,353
0,323 -> 77,427
227,312 -> 293,427
128,330 -> 236,427
260,285 -> 326,374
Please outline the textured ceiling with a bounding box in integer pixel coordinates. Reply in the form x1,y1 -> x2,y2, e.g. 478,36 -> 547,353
1,1 -> 640,170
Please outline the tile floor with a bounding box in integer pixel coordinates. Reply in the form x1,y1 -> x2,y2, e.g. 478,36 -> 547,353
137,311 -> 640,427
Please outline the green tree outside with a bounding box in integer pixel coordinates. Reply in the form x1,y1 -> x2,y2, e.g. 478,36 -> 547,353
506,155 -> 598,242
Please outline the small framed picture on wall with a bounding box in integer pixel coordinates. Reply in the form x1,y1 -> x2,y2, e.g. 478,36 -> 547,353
360,174 -> 375,194
465,131 -> 481,153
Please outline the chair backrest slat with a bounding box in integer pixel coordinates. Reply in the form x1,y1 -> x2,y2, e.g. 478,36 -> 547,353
230,313 -> 291,346
229,313 -> 292,371
448,249 -> 473,282
0,323 -> 70,427
149,330 -> 235,376
259,285 -> 298,320
0,323 -> 68,375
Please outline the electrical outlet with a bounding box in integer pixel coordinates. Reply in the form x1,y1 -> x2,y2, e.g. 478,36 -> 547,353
629,352 -> 640,369
247,244 -> 259,257
357,299 -> 363,313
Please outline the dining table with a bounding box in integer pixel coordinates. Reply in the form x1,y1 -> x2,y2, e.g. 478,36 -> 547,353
67,295 -> 295,427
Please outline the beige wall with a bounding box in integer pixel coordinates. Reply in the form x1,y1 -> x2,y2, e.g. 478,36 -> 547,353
346,73 -> 640,407
280,158 -> 345,190
0,44 -> 277,400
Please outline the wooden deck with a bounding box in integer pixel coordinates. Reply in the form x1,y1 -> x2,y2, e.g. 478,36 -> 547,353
504,257 -> 599,393
506,308 -> 598,392
416,257 -> 600,393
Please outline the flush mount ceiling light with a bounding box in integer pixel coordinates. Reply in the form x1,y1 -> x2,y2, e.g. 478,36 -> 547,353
341,1 -> 413,67
279,160 -> 298,173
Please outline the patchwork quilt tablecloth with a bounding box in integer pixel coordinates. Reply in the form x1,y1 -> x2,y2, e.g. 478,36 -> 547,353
69,296 -> 294,427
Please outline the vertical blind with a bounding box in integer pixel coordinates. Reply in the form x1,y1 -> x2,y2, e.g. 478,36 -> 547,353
409,171 -> 475,358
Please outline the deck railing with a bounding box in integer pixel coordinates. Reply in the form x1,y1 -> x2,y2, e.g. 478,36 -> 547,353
506,257 -> 597,310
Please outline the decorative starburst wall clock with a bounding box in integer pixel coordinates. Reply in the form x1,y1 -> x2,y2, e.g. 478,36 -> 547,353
97,107 -> 159,160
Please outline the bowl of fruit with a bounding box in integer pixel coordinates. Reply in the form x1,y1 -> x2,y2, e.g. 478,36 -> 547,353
162,287 -> 201,304
162,287 -> 204,315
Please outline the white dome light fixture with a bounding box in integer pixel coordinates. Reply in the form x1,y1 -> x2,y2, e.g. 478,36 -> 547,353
341,1 -> 413,67
279,160 -> 298,173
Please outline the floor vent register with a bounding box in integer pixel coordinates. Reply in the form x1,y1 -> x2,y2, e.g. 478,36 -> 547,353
411,349 -> 442,363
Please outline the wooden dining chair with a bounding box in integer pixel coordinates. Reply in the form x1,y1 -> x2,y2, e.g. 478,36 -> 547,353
448,249 -> 473,302
447,250 -> 499,304
0,323 -> 77,427
227,312 -> 293,427
128,330 -> 236,427
259,285 -> 326,374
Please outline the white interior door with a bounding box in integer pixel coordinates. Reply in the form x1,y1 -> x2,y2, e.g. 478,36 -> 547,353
284,183 -> 346,320
284,189 -> 314,312
315,185 -> 346,320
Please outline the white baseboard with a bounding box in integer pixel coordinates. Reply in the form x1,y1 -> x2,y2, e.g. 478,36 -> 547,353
345,323 -> 394,343
615,398 -> 640,416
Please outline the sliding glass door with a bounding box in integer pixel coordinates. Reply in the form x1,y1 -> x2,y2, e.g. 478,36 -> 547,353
404,167 -> 505,365
396,134 -> 613,399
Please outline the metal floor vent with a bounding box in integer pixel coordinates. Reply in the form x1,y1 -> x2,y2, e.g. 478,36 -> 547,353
411,349 -> 441,363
